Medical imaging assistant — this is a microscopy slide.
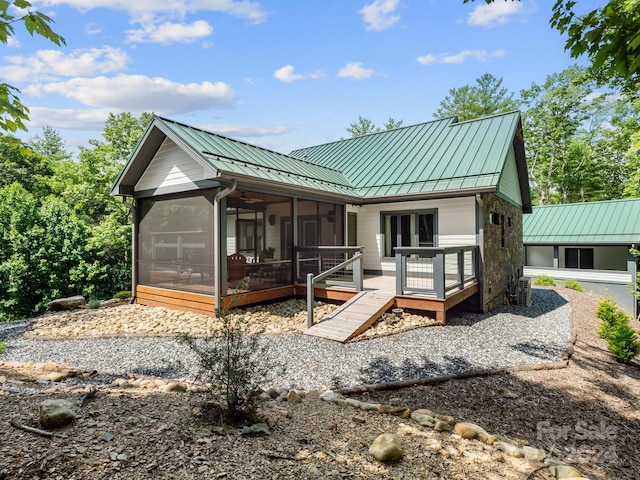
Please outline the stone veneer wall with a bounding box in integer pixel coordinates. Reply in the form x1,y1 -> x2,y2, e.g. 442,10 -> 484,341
481,193 -> 525,311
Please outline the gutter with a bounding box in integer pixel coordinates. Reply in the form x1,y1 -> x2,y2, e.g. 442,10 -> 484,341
213,180 -> 237,312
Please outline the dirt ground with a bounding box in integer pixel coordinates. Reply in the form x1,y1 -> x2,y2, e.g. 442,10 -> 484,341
1,287 -> 639,479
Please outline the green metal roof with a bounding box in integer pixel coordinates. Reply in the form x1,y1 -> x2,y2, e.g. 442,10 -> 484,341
112,116 -> 358,198
523,198 -> 640,244
113,112 -> 530,208
289,111 -> 525,201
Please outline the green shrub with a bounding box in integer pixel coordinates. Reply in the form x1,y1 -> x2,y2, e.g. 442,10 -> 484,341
596,297 -> 629,340
564,279 -> 585,292
178,312 -> 284,425
0,337 -> 6,355
87,298 -> 101,309
113,290 -> 132,300
607,323 -> 640,364
534,275 -> 556,286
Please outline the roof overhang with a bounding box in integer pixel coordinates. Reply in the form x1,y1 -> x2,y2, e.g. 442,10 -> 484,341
110,118 -> 219,197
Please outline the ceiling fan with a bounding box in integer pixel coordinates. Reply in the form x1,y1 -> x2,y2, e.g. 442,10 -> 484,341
239,191 -> 263,204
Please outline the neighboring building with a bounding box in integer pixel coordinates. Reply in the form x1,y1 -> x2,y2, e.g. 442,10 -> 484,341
111,111 -> 531,320
523,199 -> 640,317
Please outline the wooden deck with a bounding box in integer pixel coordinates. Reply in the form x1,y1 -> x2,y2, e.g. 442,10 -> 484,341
304,290 -> 396,343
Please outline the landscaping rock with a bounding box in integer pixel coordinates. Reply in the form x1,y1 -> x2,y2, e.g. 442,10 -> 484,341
39,400 -> 76,429
494,441 -> 523,458
411,409 -> 435,426
287,390 -> 302,404
369,433 -> 403,462
241,423 -> 271,436
377,404 -> 411,418
522,445 -> 546,463
453,422 -> 495,444
433,419 -> 454,432
47,295 -> 86,312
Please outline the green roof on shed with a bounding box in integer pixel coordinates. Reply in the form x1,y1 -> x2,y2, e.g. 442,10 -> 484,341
289,111 -> 527,203
523,198 -> 640,244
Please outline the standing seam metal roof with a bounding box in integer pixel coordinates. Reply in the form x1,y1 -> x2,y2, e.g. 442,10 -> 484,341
523,198 -> 640,244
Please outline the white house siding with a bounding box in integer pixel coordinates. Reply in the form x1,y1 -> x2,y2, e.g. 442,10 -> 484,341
347,196 -> 476,273
135,138 -> 212,192
526,246 -> 554,267
496,146 -> 522,208
264,202 -> 291,260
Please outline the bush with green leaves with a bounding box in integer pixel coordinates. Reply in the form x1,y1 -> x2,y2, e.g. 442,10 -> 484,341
534,275 -> 556,286
0,337 -> 6,355
563,279 -> 585,292
595,297 -> 640,364
607,323 -> 640,364
596,297 -> 629,340
178,310 -> 284,425
113,291 -> 132,300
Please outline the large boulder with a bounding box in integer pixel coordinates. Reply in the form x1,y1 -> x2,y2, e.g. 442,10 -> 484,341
47,295 -> 86,312
39,400 -> 76,429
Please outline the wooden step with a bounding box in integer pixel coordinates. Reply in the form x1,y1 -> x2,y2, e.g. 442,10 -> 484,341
305,290 -> 395,342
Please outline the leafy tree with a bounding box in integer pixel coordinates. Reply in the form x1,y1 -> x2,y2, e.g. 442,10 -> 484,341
0,1 -> 65,132
345,116 -> 403,138
0,184 -> 90,320
0,133 -> 52,196
434,73 -> 518,121
519,66 -> 596,204
465,1 -> 640,95
28,126 -> 72,163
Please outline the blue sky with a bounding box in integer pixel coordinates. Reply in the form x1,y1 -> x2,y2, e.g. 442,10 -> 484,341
4,0 -> 601,155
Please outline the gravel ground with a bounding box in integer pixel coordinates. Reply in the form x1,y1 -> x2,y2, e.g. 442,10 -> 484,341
0,288 -> 571,390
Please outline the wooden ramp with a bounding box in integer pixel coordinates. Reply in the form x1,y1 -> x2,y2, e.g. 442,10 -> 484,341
304,290 -> 395,343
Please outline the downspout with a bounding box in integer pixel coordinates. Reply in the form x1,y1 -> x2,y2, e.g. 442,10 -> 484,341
122,197 -> 137,304
475,193 -> 485,312
213,180 -> 237,312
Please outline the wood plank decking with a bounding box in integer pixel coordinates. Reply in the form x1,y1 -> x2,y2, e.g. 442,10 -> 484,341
304,290 -> 396,343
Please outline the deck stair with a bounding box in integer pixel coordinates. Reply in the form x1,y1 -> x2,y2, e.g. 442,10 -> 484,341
304,290 -> 396,342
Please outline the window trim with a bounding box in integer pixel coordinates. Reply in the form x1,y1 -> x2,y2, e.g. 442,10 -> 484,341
380,209 -> 438,259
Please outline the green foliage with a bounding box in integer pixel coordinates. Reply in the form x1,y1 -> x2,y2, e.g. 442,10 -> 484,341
563,279 -> 585,292
595,296 -> 639,363
434,73 -> 518,122
179,313 -> 283,425
607,323 -> 640,364
0,337 -> 6,354
87,298 -> 101,309
534,275 -> 556,286
596,297 -> 630,339
113,291 -> 132,300
345,115 -> 403,138
0,1 -> 65,132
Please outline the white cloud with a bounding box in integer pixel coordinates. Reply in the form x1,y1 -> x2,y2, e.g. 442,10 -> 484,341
202,124 -> 290,137
126,19 -> 213,44
39,0 -> 268,24
467,1 -> 526,27
274,65 -> 305,82
6,37 -> 20,48
0,47 -> 129,83
84,23 -> 102,35
359,0 -> 400,31
337,62 -> 375,79
417,49 -> 506,65
273,65 -> 323,83
26,107 -> 112,130
25,74 -> 235,114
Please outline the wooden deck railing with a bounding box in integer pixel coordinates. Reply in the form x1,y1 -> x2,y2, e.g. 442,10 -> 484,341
394,245 -> 479,298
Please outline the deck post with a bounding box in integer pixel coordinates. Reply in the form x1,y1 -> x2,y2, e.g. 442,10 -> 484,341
458,249 -> 464,290
395,252 -> 403,295
354,254 -> 363,291
434,252 -> 445,299
307,272 -> 314,327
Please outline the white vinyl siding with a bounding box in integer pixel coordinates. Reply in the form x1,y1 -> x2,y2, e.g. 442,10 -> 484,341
135,138 -> 214,192
347,196 -> 476,272
497,146 -> 522,207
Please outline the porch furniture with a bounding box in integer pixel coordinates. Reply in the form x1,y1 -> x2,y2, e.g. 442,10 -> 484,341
227,253 -> 248,287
